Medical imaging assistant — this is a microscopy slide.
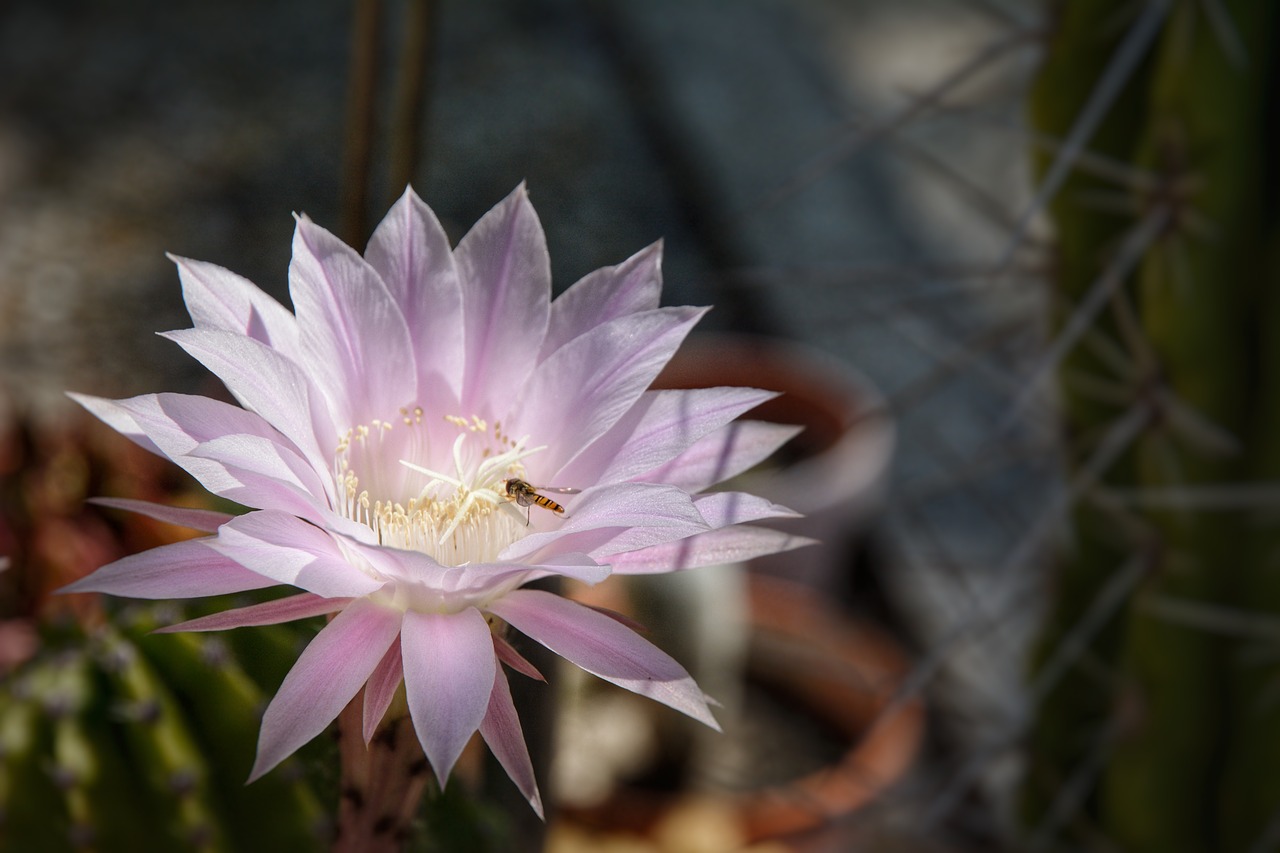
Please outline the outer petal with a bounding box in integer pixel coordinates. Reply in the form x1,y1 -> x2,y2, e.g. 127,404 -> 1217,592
509,307 -> 707,480
488,589 -> 718,729
606,526 -> 817,574
187,433 -> 333,519
69,391 -> 160,456
556,387 -> 778,487
540,241 -> 663,360
289,216 -> 417,426
162,329 -> 336,470
498,483 -> 708,563
691,492 -> 799,528
364,186 -> 465,402
210,511 -> 385,598
250,598 -> 403,781
493,633 -> 545,682
363,641 -> 405,744
640,421 -> 801,492
89,497 -> 233,533
401,607 -> 497,786
479,666 -> 544,818
455,184 -> 551,416
155,592 -> 350,633
78,392 -> 328,515
171,254 -> 301,358
60,537 -> 274,598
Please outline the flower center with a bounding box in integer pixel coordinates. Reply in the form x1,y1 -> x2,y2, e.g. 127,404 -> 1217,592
333,409 -> 542,566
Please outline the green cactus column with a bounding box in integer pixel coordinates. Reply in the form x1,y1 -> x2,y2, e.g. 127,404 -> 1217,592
0,610 -> 325,853
1025,1 -> 1279,850
1022,0 -> 1155,840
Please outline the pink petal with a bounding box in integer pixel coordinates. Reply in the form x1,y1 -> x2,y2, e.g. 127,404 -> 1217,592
488,590 -> 718,729
400,607 -> 496,786
69,391 -> 161,456
557,387 -> 779,487
540,241 -> 663,359
154,592 -> 350,633
455,184 -> 551,416
250,598 -> 403,781
87,393 -> 330,516
498,483 -> 708,563
188,433 -> 333,518
59,537 -> 275,598
479,666 -> 544,818
493,633 -> 545,682
363,640 -> 405,744
162,329 -> 336,469
89,497 -> 233,532
288,216 -> 417,426
508,307 -> 707,480
641,420 -> 801,492
364,187 -> 465,403
170,254 -> 301,358
606,526 -> 817,574
692,492 -> 798,528
211,511 -> 385,598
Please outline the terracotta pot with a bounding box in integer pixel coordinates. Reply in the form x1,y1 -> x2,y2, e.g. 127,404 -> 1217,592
651,333 -> 894,590
735,575 -> 924,843
556,575 -> 924,847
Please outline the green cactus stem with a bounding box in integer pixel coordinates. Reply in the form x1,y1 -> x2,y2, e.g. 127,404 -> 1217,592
1025,1 -> 1279,850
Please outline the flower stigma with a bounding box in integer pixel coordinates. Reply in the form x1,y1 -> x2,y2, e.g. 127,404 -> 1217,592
333,408 -> 551,566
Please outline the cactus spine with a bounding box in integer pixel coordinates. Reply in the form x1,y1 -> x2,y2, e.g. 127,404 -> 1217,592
1026,1 -> 1278,850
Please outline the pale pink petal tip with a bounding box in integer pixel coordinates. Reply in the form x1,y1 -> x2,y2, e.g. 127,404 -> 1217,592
249,600 -> 401,782
489,589 -> 719,730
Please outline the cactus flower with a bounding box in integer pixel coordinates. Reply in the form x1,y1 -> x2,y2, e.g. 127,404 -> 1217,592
65,185 -> 807,815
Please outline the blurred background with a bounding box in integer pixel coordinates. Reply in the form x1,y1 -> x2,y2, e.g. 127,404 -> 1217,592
3,0 -> 1275,851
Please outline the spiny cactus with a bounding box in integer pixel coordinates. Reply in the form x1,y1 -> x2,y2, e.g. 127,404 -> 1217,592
0,607 -> 327,853
0,409 -> 326,851
1025,1 -> 1278,850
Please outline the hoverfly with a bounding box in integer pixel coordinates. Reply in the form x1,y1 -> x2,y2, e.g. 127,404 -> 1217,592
503,479 -> 580,524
